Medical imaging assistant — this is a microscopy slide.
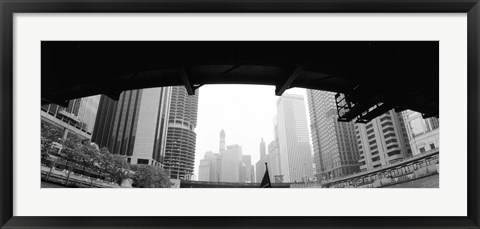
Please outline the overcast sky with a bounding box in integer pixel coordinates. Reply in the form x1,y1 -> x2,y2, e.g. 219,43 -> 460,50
193,84 -> 310,179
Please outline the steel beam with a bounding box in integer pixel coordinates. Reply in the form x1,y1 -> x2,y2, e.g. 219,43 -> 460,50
179,66 -> 195,95
275,67 -> 302,96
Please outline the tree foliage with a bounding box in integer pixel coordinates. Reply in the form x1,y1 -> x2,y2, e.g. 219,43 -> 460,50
41,120 -> 170,188
131,164 -> 170,188
40,121 -> 63,156
98,149 -> 131,185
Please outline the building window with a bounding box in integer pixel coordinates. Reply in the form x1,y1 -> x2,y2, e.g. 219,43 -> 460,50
137,158 -> 149,164
383,127 -> 395,133
386,144 -> 398,150
384,133 -> 396,139
366,129 -> 374,135
430,143 -> 436,149
380,116 -> 392,122
387,150 -> 401,157
367,134 -> 375,140
372,156 -> 380,162
381,121 -> 393,127
385,139 -> 397,144
419,147 -> 426,153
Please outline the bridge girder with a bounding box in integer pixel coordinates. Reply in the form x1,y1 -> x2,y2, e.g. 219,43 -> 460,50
42,41 -> 439,123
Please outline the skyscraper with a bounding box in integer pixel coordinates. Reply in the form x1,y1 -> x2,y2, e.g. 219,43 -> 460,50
220,129 -> 226,153
267,140 -> 282,182
164,86 -> 199,180
255,138 -> 267,183
239,155 -> 255,183
276,94 -> 314,182
91,87 -> 172,166
221,144 -> 243,182
402,110 -> 439,155
41,95 -> 100,140
355,110 -> 412,171
198,150 -> 222,182
307,90 -> 360,181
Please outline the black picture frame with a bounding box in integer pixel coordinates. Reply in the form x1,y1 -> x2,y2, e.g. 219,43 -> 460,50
1,1 -> 479,228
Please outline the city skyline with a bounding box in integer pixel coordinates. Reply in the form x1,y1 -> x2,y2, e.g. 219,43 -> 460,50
41,84 -> 438,185
194,85 -> 310,179
41,83 -> 439,188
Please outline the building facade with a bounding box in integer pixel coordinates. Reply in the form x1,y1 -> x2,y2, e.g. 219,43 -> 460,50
164,86 -> 199,180
91,87 -> 171,167
41,95 -> 100,140
198,150 -> 222,182
402,110 -> 439,155
307,90 -> 360,181
239,155 -> 255,183
221,144 -> 243,182
355,110 -> 412,171
255,138 -> 267,183
276,94 -> 314,182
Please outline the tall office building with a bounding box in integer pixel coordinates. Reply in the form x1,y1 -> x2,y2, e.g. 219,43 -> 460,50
164,86 -> 199,180
276,94 -> 314,182
41,95 -> 100,140
267,140 -> 282,182
355,110 -> 412,171
239,155 -> 255,183
307,90 -> 360,181
91,87 -> 172,166
198,150 -> 222,182
220,129 -> 226,153
255,138 -> 267,183
402,110 -> 439,155
221,144 -> 243,182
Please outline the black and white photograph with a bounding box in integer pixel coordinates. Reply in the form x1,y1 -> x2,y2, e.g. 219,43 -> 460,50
40,41 -> 439,189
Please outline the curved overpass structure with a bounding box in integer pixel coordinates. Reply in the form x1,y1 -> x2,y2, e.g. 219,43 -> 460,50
42,41 -> 438,123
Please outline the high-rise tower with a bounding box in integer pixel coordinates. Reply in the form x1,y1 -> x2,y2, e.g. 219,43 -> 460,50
276,94 -> 314,182
164,86 -> 199,180
259,138 -> 266,160
91,87 -> 171,166
355,110 -> 412,171
307,90 -> 360,181
220,129 -> 226,153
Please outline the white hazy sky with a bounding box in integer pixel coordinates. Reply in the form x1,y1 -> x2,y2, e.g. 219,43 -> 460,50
193,84 -> 310,179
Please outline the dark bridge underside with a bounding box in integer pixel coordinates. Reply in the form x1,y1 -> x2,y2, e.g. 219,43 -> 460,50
42,41 -> 438,123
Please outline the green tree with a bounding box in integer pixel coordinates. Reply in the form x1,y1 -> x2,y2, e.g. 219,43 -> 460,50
131,164 -> 170,188
40,121 -> 62,156
98,151 -> 130,185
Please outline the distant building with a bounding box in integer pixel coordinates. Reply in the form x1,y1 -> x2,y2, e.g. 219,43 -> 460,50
41,95 -> 100,140
198,159 -> 211,182
92,88 -> 171,167
276,94 -> 314,182
355,110 -> 412,171
307,90 -> 360,181
402,110 -> 439,155
267,140 -> 282,182
255,138 -> 267,183
164,86 -> 199,180
220,129 -> 226,153
221,144 -> 243,182
240,155 -> 255,183
198,151 -> 222,182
